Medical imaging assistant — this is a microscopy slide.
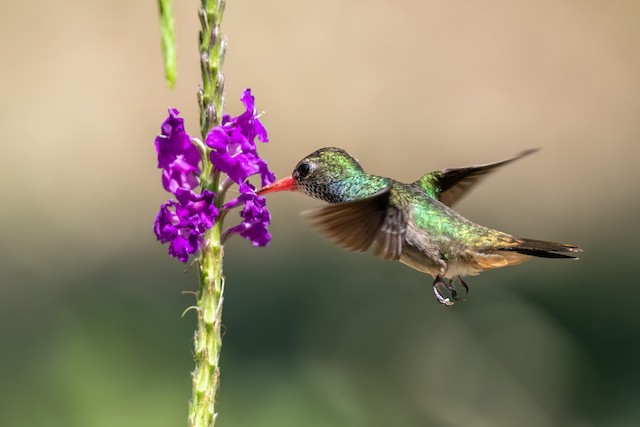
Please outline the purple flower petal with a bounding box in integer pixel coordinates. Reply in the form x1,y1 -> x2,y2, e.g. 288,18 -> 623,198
155,109 -> 201,193
205,89 -> 274,185
162,158 -> 200,194
224,182 -> 271,246
168,232 -> 199,263
240,89 -> 255,112
154,200 -> 180,244
153,189 -> 219,262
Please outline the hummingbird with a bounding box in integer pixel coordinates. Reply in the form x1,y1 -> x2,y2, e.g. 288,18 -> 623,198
258,147 -> 581,306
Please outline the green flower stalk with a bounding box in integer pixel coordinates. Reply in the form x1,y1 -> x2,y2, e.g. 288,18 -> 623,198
190,232 -> 224,427
155,1 -> 275,426
197,0 -> 226,141
191,2 -> 226,425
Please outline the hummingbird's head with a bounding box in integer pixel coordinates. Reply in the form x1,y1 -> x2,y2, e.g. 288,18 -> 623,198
257,147 -> 364,203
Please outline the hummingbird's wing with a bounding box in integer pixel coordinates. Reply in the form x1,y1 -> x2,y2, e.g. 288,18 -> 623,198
416,149 -> 539,207
305,188 -> 407,261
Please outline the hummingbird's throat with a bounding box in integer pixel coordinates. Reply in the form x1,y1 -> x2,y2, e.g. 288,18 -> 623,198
257,176 -> 296,195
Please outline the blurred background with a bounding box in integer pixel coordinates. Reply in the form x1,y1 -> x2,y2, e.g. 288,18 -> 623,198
1,0 -> 639,426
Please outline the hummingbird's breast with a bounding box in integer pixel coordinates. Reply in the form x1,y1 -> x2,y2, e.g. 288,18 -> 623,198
323,175 -> 390,203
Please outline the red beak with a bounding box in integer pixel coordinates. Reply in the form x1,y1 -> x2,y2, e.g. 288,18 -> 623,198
257,176 -> 297,195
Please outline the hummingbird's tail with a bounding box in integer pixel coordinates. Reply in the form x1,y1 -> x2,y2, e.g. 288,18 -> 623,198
504,238 -> 582,259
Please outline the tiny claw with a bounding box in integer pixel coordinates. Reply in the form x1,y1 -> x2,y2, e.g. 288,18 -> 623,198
433,276 -> 455,306
445,279 -> 466,302
458,277 -> 469,295
444,279 -> 457,301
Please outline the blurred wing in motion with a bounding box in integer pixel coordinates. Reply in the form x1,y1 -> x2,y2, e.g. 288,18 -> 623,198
305,188 -> 407,261
416,149 -> 539,207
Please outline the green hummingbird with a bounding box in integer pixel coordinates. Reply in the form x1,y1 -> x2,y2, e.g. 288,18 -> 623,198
258,147 -> 581,306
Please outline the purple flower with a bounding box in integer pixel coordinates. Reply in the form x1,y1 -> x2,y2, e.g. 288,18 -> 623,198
206,89 -> 275,187
154,90 -> 275,261
154,189 -> 219,262
155,109 -> 201,193
223,183 -> 271,246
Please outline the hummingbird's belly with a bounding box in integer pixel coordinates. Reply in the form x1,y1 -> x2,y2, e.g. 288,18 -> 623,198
399,245 -> 483,278
398,254 -> 440,277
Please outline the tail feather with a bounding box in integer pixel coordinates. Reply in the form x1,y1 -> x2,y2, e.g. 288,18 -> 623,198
503,238 -> 582,259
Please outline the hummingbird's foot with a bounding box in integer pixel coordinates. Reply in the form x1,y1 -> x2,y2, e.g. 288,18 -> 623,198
433,276 -> 454,306
446,277 -> 468,301
445,279 -> 466,302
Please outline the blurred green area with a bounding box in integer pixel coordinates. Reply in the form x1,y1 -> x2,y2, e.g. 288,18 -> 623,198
2,218 -> 639,427
1,0 -> 640,426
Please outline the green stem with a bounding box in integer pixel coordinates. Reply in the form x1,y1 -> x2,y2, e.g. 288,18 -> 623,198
158,0 -> 177,89
190,1 -> 226,426
198,0 -> 226,140
190,223 -> 224,427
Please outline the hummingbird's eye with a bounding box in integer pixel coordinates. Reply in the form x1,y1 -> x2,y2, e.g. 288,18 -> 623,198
296,162 -> 312,180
